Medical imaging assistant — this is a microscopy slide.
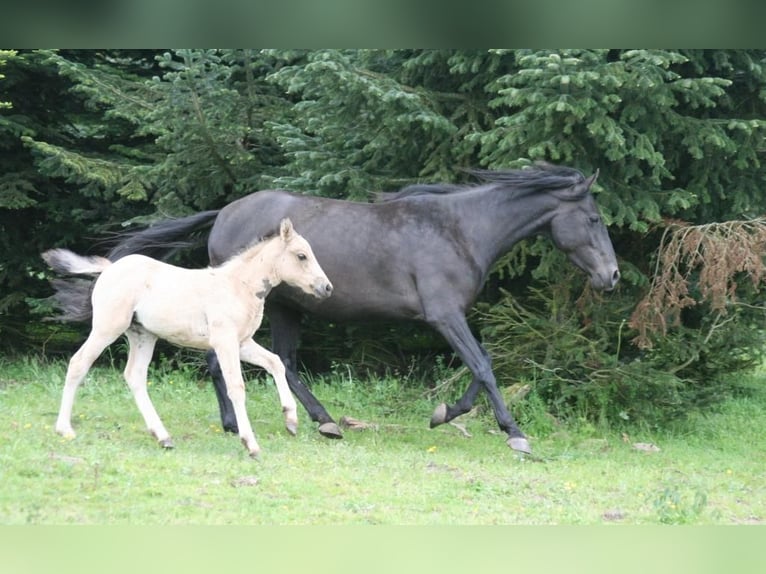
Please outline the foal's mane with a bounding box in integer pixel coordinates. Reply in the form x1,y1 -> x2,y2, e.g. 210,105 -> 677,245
220,231 -> 278,268
379,163 -> 587,202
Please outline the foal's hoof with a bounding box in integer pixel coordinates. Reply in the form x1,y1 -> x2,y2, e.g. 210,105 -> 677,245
241,438 -> 261,459
429,403 -> 448,428
506,436 -> 532,455
158,438 -> 175,450
318,422 -> 343,439
285,421 -> 298,436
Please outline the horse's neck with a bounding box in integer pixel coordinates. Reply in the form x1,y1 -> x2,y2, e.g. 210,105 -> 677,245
453,188 -> 558,272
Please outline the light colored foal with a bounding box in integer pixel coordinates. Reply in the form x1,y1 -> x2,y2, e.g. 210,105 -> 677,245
44,218 -> 332,457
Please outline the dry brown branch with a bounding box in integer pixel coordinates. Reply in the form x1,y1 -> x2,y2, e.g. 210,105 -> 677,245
630,217 -> 766,348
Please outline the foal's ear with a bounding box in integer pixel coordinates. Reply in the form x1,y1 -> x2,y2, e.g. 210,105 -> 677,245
279,218 -> 294,241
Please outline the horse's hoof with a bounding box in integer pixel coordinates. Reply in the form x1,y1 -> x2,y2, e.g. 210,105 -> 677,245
158,438 -> 175,449
285,421 -> 298,436
249,449 -> 261,460
506,436 -> 532,455
318,422 -> 343,439
430,403 -> 448,428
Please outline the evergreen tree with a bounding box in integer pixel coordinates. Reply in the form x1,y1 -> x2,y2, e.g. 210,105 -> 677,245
4,49 -> 766,425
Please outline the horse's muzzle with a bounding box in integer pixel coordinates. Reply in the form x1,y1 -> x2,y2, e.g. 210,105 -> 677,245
589,267 -> 620,291
600,268 -> 620,292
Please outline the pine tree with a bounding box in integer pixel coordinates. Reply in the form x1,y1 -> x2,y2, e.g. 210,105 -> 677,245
4,49 -> 766,424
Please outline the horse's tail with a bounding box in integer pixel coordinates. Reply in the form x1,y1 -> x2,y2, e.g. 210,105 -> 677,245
107,209 -> 220,261
41,249 -> 112,323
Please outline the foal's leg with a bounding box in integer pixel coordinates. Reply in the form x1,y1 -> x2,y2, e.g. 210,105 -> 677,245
269,304 -> 342,439
208,303 -> 342,439
239,338 -> 299,436
123,328 -> 173,449
55,331 -> 116,438
210,333 -> 260,457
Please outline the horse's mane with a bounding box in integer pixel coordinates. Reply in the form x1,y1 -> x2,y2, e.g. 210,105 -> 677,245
378,163 -> 586,202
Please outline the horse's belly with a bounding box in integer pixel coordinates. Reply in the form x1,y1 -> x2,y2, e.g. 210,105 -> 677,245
278,285 -> 424,321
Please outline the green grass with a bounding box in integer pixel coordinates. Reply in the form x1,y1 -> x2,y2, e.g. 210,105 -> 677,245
1,356 -> 765,524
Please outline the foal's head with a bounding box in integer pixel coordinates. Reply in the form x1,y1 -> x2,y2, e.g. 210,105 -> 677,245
275,218 -> 334,299
548,170 -> 620,291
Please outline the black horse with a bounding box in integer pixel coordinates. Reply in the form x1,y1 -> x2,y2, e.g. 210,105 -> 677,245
107,164 -> 620,454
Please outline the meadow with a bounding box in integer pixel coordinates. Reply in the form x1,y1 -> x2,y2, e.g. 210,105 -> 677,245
1,355 -> 764,525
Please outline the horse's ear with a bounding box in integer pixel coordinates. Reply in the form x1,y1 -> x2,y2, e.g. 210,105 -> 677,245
568,169 -> 599,198
279,218 -> 294,241
586,169 -> 599,189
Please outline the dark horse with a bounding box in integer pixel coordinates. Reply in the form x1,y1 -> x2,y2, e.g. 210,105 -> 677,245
107,164 -> 620,454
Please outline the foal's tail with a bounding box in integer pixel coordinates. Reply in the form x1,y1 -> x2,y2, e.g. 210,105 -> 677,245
42,249 -> 111,276
42,210 -> 221,323
41,249 -> 113,323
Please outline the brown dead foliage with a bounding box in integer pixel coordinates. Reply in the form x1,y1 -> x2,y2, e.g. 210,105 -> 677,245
630,218 -> 766,349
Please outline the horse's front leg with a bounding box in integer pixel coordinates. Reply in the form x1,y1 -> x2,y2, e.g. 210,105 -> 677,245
210,334 -> 260,458
427,312 -> 531,455
239,338 -> 298,436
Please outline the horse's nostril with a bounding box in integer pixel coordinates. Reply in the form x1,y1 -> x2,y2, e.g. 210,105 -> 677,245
613,269 -> 621,282
325,283 -> 334,295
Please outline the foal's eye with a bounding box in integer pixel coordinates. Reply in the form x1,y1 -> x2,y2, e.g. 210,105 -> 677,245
297,253 -> 308,261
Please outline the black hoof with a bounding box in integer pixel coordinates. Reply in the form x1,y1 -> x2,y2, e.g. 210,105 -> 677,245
506,436 -> 532,455
223,422 -> 239,434
318,422 -> 343,439
430,403 -> 448,428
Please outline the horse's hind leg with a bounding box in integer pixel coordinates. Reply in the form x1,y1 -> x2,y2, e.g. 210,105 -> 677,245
239,338 -> 298,436
55,332 -> 117,438
123,329 -> 173,448
206,350 -> 239,433
269,303 -> 341,439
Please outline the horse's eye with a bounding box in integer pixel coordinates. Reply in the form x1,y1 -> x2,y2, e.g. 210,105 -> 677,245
297,253 -> 308,261
589,215 -> 601,225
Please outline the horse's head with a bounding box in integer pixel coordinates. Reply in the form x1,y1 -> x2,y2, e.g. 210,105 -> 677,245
276,218 -> 334,299
549,170 -> 620,291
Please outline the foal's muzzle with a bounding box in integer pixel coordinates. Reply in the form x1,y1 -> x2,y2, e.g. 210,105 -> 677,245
314,281 -> 334,299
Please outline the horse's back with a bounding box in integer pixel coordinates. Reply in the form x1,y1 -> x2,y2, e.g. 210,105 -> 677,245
209,190 -> 300,264
208,189 -> 480,320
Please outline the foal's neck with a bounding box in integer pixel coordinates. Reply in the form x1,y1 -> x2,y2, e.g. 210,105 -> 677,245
224,238 -> 282,298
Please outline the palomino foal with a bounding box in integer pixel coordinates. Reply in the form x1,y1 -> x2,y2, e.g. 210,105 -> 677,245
43,218 -> 332,457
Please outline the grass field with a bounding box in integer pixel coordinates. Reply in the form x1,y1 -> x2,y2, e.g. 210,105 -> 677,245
1,356 -> 764,525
